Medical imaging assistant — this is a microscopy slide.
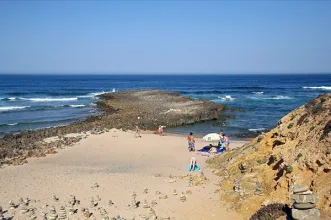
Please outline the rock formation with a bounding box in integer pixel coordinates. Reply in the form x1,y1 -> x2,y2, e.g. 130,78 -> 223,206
291,185 -> 320,220
1,90 -> 230,167
207,94 -> 331,218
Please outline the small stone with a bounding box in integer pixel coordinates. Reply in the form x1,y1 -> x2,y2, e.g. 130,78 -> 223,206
108,200 -> 114,207
151,200 -> 157,207
291,208 -> 320,220
89,197 -> 97,208
293,203 -> 316,210
83,208 -> 92,218
48,206 -> 58,220
91,183 -> 99,188
143,188 -> 148,194
19,198 -> 24,204
53,195 -> 59,202
9,200 -> 15,209
21,203 -> 29,214
155,191 -> 161,195
142,200 -> 150,208
69,195 -> 76,205
149,208 -> 157,219
30,214 -> 37,220
68,205 -> 75,215
180,193 -> 187,202
173,189 -> 177,195
58,206 -> 67,219
96,195 -> 101,201
293,185 -> 309,194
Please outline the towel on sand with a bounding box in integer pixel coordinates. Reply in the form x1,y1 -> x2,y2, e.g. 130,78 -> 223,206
187,165 -> 200,171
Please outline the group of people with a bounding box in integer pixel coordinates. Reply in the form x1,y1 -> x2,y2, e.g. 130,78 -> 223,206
218,130 -> 230,151
187,129 -> 230,152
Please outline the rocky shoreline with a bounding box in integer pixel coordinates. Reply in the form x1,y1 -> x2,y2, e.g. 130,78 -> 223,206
0,89 -> 229,167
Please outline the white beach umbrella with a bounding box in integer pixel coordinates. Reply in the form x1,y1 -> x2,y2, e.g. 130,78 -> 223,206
203,133 -> 221,142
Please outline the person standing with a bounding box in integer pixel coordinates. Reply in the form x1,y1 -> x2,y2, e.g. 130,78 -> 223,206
224,134 -> 230,151
135,125 -> 141,138
187,132 -> 195,152
158,125 -> 166,136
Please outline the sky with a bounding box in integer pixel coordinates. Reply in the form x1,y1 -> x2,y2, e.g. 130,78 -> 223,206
0,1 -> 330,74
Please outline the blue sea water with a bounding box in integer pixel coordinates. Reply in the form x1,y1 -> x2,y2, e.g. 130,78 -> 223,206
0,74 -> 330,138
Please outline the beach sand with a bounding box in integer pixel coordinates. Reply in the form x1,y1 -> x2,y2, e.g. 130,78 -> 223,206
0,129 -> 247,219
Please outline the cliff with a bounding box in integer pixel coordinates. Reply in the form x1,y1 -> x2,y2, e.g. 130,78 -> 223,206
207,94 -> 331,218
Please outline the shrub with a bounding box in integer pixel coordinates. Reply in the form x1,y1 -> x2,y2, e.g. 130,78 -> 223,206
250,203 -> 290,220
287,123 -> 294,129
310,125 -> 316,131
297,153 -> 303,159
285,165 -> 293,173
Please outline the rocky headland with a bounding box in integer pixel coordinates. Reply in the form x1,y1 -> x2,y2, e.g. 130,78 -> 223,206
207,94 -> 331,219
0,90 -> 227,167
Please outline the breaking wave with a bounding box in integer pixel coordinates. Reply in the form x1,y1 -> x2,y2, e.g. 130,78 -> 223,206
217,95 -> 236,101
69,105 -> 86,108
21,97 -> 78,102
248,128 -> 266,132
302,86 -> 331,90
0,106 -> 31,112
249,95 -> 292,100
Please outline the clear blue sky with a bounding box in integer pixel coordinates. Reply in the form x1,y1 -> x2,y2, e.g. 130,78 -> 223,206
0,1 -> 330,74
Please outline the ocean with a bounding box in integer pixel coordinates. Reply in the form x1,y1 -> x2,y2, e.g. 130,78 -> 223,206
0,74 -> 330,138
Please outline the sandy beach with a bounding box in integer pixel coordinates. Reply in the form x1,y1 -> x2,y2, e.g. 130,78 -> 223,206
0,129 -> 247,219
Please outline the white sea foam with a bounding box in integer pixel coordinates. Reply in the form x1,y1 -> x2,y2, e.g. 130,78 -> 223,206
252,92 -> 264,94
217,95 -> 235,101
79,89 -> 116,98
7,123 -> 18,126
302,86 -> 331,90
249,95 -> 292,100
22,97 -> 78,102
249,128 -> 266,132
0,106 -> 31,112
69,104 -> 85,108
8,97 -> 16,100
271,95 -> 292,100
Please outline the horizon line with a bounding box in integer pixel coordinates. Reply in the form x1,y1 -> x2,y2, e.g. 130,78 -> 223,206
1,72 -> 331,75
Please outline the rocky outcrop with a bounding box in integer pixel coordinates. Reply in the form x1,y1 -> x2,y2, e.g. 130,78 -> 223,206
0,90 -> 227,167
207,94 -> 331,218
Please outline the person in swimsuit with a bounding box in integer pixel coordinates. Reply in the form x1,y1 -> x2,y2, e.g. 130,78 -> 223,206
187,132 -> 195,152
158,125 -> 166,136
224,134 -> 230,151
135,125 -> 141,138
189,155 -> 197,171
